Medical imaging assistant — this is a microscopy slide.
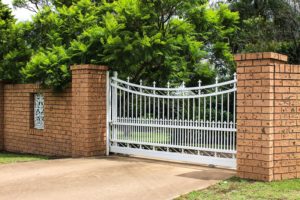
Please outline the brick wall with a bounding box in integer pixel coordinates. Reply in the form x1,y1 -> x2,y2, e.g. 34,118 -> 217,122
3,56 -> 300,181
235,52 -> 300,181
71,65 -> 108,157
0,81 -> 4,151
0,65 -> 108,157
273,63 -> 300,180
3,84 -> 72,156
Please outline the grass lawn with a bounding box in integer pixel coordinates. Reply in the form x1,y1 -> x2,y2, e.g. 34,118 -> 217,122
176,176 -> 300,200
0,152 -> 48,164
116,131 -> 233,149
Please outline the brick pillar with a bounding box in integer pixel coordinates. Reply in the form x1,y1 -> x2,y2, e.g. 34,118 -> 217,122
71,65 -> 108,157
0,81 -> 3,151
235,52 -> 288,181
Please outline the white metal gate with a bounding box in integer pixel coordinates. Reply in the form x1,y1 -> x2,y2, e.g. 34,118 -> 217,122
107,72 -> 237,168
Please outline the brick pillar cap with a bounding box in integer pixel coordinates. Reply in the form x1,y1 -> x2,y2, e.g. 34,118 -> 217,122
234,52 -> 288,62
70,64 -> 109,71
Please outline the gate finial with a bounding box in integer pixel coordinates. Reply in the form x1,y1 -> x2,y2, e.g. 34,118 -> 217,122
198,80 -> 202,87
113,71 -> 118,78
215,76 -> 219,92
233,73 -> 237,89
215,76 -> 219,84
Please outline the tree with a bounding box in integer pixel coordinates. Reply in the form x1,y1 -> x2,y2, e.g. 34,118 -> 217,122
0,22 -> 33,82
0,1 -> 32,82
12,0 -> 50,12
0,0 -> 15,61
2,0 -> 239,90
12,0 -> 77,12
220,0 -> 300,64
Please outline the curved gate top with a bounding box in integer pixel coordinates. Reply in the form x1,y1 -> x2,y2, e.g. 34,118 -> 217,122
107,72 -> 237,168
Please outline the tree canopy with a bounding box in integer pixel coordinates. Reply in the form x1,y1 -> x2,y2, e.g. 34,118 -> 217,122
224,0 -> 300,63
4,0 -> 300,90
0,0 -> 239,90
0,0 -> 31,82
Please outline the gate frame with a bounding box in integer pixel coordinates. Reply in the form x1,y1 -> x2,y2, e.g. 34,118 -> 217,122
106,72 -> 237,168
106,71 -> 111,156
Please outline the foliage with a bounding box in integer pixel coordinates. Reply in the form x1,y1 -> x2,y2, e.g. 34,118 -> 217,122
6,0 -> 300,89
0,0 -> 239,89
177,176 -> 300,200
222,0 -> 300,64
0,0 -> 14,43
12,0 -> 48,12
22,46 -> 70,89
0,22 -> 33,82
12,0 -> 77,12
0,0 -> 32,83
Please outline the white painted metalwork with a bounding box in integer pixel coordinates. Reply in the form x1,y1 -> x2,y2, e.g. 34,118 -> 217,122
108,73 -> 237,168
34,93 -> 44,129
106,71 -> 111,156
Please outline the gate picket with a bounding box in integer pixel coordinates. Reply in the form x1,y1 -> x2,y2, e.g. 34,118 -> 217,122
107,72 -> 237,168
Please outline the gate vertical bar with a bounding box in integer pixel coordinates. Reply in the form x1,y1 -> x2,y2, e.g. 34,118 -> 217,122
106,71 -> 111,156
108,74 -> 237,168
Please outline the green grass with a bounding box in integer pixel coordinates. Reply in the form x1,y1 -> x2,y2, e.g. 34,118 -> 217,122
176,176 -> 300,200
117,132 -> 171,143
0,152 -> 49,164
117,132 -> 231,149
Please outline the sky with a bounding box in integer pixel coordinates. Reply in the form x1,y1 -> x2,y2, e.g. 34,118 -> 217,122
2,0 -> 34,21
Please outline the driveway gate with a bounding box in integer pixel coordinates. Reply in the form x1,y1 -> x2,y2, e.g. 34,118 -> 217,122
107,73 -> 237,168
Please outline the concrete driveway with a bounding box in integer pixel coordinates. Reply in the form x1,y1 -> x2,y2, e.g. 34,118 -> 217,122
0,156 -> 235,200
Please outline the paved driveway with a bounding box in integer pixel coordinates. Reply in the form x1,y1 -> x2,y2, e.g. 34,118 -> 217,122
0,156 -> 234,200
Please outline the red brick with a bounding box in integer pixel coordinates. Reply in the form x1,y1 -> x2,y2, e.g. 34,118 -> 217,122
1,65 -> 108,158
235,52 -> 300,182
